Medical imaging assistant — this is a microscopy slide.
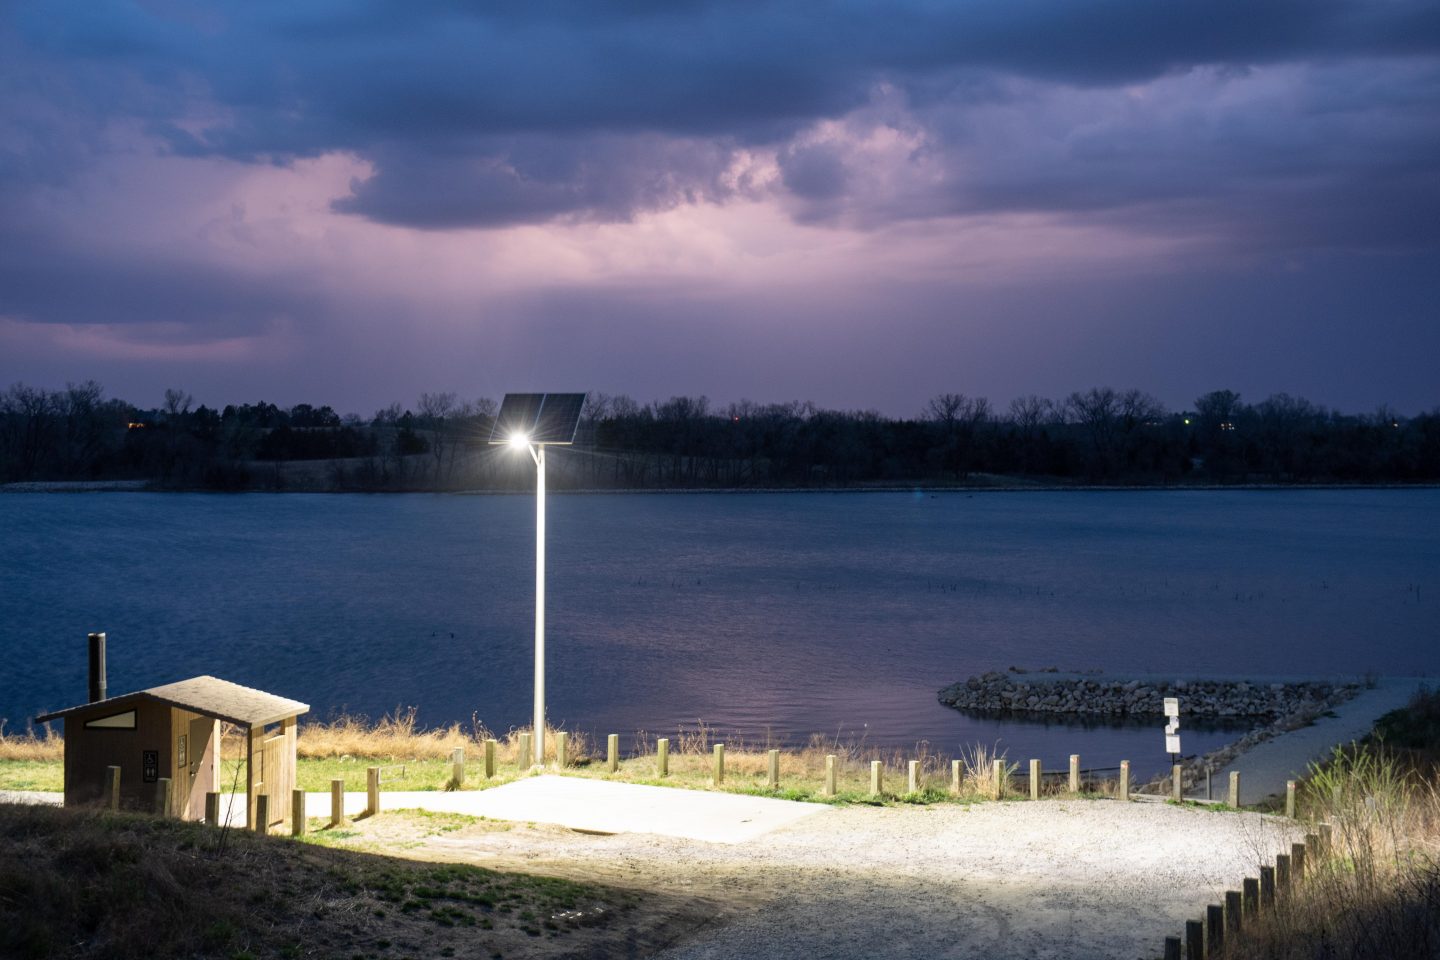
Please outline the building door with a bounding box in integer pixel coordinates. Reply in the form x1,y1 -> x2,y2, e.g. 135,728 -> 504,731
186,716 -> 217,820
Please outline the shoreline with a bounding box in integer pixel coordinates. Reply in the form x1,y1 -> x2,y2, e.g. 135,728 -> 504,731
5,479 -> 1440,495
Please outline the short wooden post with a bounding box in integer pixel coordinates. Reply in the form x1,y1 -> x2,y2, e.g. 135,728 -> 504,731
950,759 -> 963,794
1069,754 -> 1080,793
1172,764 -> 1183,802
204,791 -> 220,826
366,766 -> 380,816
292,788 -> 306,837
1275,853 -> 1291,895
1184,919 -> 1204,960
1242,877 -> 1259,918
907,760 -> 919,794
555,731 -> 569,769
1319,822 -> 1333,855
1205,904 -> 1224,956
870,760 -> 883,796
657,738 -> 669,777
1285,779 -> 1296,818
824,754 -> 837,797
1163,936 -> 1181,960
1119,760 -> 1131,802
1029,759 -> 1041,799
1259,865 -> 1275,910
154,777 -> 172,816
1224,890 -> 1242,935
105,765 -> 121,811
768,749 -> 780,789
330,779 -> 344,827
712,743 -> 724,784
484,738 -> 497,778
1228,771 -> 1240,808
992,759 -> 1005,799
254,794 -> 269,834
1292,840 -> 1307,880
608,734 -> 620,773
451,747 -> 465,787
517,733 -> 532,769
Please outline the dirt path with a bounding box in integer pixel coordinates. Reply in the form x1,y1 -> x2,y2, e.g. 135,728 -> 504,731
350,798 -> 1299,960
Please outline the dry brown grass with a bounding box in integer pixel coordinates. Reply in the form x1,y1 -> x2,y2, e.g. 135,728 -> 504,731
1215,707 -> 1440,959
0,723 -> 63,762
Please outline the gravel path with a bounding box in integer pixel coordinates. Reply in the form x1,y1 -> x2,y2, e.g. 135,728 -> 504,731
408,798 -> 1299,960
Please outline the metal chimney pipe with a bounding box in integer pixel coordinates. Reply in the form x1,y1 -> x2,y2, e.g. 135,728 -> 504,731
88,632 -> 107,702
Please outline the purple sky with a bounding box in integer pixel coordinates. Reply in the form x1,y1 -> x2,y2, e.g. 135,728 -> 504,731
2,1 -> 1438,417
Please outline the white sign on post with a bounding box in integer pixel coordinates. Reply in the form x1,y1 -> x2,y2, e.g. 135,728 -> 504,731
1164,698 -> 1181,757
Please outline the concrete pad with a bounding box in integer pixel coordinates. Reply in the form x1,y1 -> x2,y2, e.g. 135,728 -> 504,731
383,776 -> 831,844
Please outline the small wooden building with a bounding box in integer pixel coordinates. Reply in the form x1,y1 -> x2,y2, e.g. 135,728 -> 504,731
36,675 -> 309,829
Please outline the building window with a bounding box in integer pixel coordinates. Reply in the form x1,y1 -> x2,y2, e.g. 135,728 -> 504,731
84,710 -> 137,730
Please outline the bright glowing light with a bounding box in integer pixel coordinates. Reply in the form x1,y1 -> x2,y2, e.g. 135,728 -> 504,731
509,432 -> 529,449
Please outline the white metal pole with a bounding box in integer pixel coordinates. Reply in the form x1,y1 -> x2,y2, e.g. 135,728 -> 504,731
533,444 -> 546,765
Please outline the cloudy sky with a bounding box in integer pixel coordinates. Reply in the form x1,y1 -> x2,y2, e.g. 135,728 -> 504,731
2,0 -> 1438,417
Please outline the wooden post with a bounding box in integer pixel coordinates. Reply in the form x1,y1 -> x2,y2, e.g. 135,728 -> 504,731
556,731 -> 569,769
992,759 -> 1005,800
1029,759 -> 1041,799
1069,754 -> 1080,793
870,760 -> 883,797
254,793 -> 269,834
1259,865 -> 1275,910
1185,919 -> 1204,960
1285,779 -> 1296,818
1319,822 -> 1333,855
105,765 -> 120,811
950,759 -> 963,795
1275,853 -> 1291,895
768,749 -> 780,789
330,779 -> 344,827
1228,771 -> 1240,808
1172,764 -> 1183,802
1242,877 -> 1259,918
824,754 -> 837,797
451,747 -> 465,788
1163,936 -> 1181,960
154,777 -> 172,817
1119,760 -> 1130,802
518,733 -> 532,769
204,791 -> 220,827
1224,890 -> 1242,936
292,788 -> 306,837
712,743 -> 725,785
907,760 -> 919,794
1292,841 -> 1308,881
485,739 -> 497,778
657,738 -> 669,777
366,766 -> 380,817
1205,904 -> 1224,956
608,734 -> 620,773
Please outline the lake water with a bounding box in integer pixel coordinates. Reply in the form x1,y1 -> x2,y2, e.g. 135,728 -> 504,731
3,489 -> 1437,773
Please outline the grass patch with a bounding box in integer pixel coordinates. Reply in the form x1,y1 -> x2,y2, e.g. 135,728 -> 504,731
1217,686 -> 1440,960
0,802 -> 654,960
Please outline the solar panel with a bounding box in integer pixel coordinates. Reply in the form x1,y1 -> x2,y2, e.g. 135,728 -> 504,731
489,393 -> 586,445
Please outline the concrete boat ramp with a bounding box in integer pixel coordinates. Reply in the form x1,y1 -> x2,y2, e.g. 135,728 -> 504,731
3,775 -> 830,844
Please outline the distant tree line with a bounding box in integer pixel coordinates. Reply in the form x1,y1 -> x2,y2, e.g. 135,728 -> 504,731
2,381 -> 1438,491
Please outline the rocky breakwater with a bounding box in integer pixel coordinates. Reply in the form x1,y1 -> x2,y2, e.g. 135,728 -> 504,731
937,671 -> 1357,720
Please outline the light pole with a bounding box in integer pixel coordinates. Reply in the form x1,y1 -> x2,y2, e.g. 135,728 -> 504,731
490,393 -> 585,766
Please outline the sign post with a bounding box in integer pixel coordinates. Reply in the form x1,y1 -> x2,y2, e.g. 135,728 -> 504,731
1164,697 -> 1181,768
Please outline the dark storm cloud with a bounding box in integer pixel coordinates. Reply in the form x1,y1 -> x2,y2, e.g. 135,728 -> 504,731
6,0 -> 1440,229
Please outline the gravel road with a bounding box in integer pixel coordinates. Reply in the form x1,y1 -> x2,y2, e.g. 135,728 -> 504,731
407,797 -> 1299,960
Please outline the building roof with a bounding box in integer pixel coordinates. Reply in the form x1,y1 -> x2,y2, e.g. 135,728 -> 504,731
36,675 -> 309,728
